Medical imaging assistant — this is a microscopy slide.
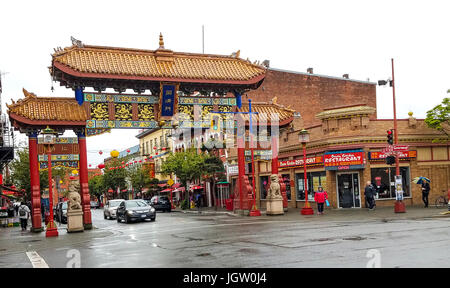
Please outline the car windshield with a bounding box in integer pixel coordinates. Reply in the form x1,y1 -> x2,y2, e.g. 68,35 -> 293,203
62,202 -> 67,210
110,201 -> 122,207
125,201 -> 148,208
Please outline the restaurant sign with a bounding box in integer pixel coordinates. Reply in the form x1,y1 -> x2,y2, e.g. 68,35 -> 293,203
324,150 -> 365,171
369,150 -> 417,160
279,156 -> 323,169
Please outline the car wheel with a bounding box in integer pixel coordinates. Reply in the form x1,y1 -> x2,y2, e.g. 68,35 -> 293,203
150,217 -> 155,222
125,215 -> 129,224
117,215 -> 121,223
104,213 -> 107,219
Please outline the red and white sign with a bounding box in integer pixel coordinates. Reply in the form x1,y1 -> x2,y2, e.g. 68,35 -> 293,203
393,145 -> 409,152
369,150 -> 417,160
324,152 -> 365,167
279,156 -> 323,169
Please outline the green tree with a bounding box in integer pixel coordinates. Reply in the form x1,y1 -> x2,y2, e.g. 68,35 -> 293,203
88,175 -> 105,201
9,149 -> 67,201
425,97 -> 450,137
202,154 -> 226,208
103,159 -> 127,199
128,164 -> 158,197
161,148 -> 205,201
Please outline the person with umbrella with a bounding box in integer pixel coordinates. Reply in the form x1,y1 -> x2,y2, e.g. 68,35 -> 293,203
413,177 -> 431,208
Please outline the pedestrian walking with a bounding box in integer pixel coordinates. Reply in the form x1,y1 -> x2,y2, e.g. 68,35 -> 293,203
314,186 -> 328,215
18,202 -> 30,231
421,181 -> 430,208
364,181 -> 376,210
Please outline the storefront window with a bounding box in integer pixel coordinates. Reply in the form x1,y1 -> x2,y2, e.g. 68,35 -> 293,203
371,167 -> 410,199
296,172 -> 327,201
260,176 -> 269,200
281,174 -> 291,200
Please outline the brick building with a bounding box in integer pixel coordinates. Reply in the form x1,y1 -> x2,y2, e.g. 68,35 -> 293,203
227,68 -> 449,210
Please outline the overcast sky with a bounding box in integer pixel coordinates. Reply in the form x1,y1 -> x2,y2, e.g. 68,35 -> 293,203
1,0 -> 448,166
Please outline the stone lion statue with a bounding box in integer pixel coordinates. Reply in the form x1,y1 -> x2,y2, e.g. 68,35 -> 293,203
68,179 -> 82,211
268,174 -> 282,199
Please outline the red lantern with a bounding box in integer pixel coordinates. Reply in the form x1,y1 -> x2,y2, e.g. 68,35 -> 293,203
127,149 -> 130,153
99,150 -> 103,155
89,164 -> 92,167
98,164 -> 105,169
139,160 -> 142,163
134,161 -> 138,164
121,161 -> 125,164
162,147 -> 166,151
156,152 -> 158,155
150,156 -> 153,159
153,146 -> 157,150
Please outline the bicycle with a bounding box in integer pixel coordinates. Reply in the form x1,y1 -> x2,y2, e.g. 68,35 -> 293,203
434,190 -> 449,208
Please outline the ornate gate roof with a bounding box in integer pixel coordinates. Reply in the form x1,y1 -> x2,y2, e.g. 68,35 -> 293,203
51,35 -> 266,92
7,89 -> 86,130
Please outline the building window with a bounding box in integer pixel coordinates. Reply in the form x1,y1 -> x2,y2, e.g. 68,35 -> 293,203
260,176 -> 269,200
281,174 -> 291,200
295,171 -> 326,201
371,167 -> 411,199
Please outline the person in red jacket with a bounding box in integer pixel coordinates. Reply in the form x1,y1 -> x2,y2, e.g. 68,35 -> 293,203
314,186 -> 328,215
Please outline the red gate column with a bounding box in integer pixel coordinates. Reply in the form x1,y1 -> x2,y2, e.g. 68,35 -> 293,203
237,136 -> 246,211
28,131 -> 42,232
271,132 -> 279,175
76,130 -> 92,229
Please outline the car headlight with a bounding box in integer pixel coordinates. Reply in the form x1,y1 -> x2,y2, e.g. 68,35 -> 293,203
150,207 -> 155,213
127,210 -> 135,215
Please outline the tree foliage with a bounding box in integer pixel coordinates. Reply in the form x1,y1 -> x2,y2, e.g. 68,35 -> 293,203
161,148 -> 206,188
425,97 -> 450,137
103,159 -> 127,193
9,149 -> 67,201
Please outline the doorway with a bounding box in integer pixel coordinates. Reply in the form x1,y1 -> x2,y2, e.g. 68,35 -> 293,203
337,172 -> 361,208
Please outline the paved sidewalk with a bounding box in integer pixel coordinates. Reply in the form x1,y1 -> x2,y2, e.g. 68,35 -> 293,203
173,205 -> 450,222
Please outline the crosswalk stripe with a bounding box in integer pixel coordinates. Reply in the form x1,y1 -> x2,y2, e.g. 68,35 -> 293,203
26,251 -> 49,268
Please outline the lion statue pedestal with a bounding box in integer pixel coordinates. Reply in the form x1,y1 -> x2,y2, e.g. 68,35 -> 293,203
67,180 -> 84,233
266,174 -> 284,216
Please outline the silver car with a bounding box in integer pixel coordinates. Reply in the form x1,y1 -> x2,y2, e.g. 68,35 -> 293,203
103,199 -> 125,220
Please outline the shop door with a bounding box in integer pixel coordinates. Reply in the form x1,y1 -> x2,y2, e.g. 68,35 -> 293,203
337,173 -> 361,208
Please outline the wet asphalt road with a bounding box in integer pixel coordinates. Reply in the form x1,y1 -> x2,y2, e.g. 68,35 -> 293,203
1,208 -> 449,268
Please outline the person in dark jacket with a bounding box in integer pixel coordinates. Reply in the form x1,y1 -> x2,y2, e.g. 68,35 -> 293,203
364,181 -> 375,210
421,181 -> 430,208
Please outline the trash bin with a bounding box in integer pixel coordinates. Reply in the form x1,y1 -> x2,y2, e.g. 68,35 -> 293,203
225,199 -> 233,211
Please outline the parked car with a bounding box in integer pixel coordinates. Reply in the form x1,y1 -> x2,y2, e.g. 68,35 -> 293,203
90,200 -> 100,209
55,201 -> 68,224
103,199 -> 125,220
116,200 -> 155,223
150,196 -> 172,212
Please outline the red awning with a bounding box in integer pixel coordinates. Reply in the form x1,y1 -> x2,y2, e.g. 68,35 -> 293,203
192,186 -> 204,190
173,187 -> 185,192
160,188 -> 172,193
157,184 -> 167,188
172,183 -> 181,189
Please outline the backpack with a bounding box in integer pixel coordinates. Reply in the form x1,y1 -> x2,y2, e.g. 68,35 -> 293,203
19,206 -> 26,217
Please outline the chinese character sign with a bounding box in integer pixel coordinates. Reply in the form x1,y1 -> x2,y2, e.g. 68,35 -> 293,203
160,84 -> 178,119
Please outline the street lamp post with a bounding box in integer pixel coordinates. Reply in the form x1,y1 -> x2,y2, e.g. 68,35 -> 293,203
42,126 -> 59,237
299,129 -> 314,215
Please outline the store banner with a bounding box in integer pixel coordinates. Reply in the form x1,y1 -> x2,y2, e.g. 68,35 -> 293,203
324,150 -> 365,170
279,156 -> 323,169
369,150 -> 417,160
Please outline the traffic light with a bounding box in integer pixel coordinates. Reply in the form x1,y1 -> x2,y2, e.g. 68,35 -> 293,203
386,155 -> 396,165
387,129 -> 394,145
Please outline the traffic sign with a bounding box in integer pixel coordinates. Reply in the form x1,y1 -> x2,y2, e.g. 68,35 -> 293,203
393,145 -> 409,152
167,179 -> 174,186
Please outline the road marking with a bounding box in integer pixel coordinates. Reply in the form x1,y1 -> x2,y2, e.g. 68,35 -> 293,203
26,251 -> 49,268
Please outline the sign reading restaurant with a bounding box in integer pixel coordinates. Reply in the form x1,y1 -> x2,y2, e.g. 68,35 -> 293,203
279,156 -> 323,169
324,150 -> 365,170
369,150 -> 417,160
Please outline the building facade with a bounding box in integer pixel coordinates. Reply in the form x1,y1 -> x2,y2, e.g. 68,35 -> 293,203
228,103 -> 450,210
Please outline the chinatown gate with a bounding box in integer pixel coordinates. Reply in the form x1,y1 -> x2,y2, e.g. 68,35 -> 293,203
8,35 -> 281,232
